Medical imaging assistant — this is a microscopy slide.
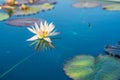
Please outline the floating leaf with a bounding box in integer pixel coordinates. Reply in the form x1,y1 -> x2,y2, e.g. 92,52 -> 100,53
6,18 -> 42,27
64,55 -> 95,80
64,55 -> 120,80
0,13 -> 9,21
12,3 -> 54,16
13,6 -> 40,16
103,4 -> 120,11
72,2 -> 100,8
104,42 -> 120,57
40,3 -> 54,10
15,0 -> 57,5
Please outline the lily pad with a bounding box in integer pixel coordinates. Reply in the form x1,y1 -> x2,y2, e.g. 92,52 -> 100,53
72,2 -> 100,8
64,55 -> 95,80
104,42 -> 120,57
16,0 -> 57,5
13,3 -> 54,16
64,55 -> 120,80
6,18 -> 42,27
0,13 -> 9,21
103,4 -> 120,11
13,6 -> 40,16
40,3 -> 54,10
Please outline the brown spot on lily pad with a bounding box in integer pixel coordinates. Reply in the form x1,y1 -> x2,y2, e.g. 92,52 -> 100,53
72,1 -> 100,8
6,18 -> 42,27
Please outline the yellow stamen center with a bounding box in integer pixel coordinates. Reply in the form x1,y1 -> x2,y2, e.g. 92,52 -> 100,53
38,31 -> 48,38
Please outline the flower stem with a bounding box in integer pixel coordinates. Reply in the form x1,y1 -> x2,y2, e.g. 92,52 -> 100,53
0,53 -> 35,79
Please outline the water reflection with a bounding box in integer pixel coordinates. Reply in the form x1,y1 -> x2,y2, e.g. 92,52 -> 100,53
30,39 -> 55,51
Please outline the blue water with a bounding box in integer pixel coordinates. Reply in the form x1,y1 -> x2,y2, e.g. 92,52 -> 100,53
1,0 -> 120,80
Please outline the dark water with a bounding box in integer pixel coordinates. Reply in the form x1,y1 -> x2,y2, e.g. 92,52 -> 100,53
0,0 -> 120,80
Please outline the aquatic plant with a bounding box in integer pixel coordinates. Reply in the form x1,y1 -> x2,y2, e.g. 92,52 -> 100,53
72,0 -> 120,10
104,42 -> 120,57
15,0 -> 57,5
6,18 -> 41,27
0,13 -> 9,21
12,3 -> 54,16
27,21 -> 59,42
5,0 -> 18,6
13,5 -> 40,16
103,4 -> 120,11
64,55 -> 120,80
72,2 -> 100,8
40,3 -> 54,10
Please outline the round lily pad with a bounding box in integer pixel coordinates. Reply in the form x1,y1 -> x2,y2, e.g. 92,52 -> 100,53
105,42 -> 120,58
0,13 -> 9,21
72,2 -> 100,8
103,4 -> 120,11
12,3 -> 54,16
64,55 -> 120,80
64,55 -> 95,80
13,6 -> 40,16
40,3 -> 54,10
16,0 -> 57,5
6,18 -> 42,27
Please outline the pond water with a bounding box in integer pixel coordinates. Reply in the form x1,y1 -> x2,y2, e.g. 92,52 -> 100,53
0,0 -> 120,80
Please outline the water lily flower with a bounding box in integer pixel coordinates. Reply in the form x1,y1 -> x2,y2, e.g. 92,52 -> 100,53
27,21 -> 59,43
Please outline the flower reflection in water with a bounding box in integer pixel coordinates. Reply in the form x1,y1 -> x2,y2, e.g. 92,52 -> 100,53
30,39 -> 55,51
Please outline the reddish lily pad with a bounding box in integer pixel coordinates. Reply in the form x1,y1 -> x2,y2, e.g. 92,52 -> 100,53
16,0 -> 57,5
105,42 -> 120,58
6,18 -> 42,27
72,2 -> 100,8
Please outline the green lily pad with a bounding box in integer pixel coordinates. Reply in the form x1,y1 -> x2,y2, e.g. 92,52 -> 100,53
64,55 -> 95,80
13,3 -> 54,16
0,13 -> 9,21
40,3 -> 54,10
13,6 -> 40,16
103,4 -> 120,11
64,55 -> 120,80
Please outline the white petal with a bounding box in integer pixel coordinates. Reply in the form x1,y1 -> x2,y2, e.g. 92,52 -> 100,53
48,23 -> 55,33
27,35 -> 38,41
44,37 -> 52,43
40,21 -> 44,31
34,22 -> 40,31
44,21 -> 49,31
27,27 -> 36,34
49,32 -> 59,36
